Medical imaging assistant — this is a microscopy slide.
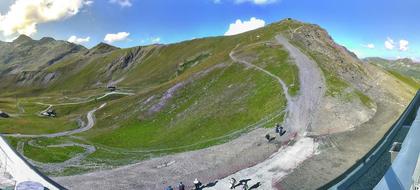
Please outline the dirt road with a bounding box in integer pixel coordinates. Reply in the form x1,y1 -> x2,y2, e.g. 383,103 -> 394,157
56,36 -> 325,190
5,103 -> 106,138
204,35 -> 325,189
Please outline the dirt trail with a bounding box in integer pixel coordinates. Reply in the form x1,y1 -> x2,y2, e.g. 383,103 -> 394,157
56,36 -> 325,190
17,141 -> 96,173
229,47 -> 292,104
205,35 -> 325,189
5,103 -> 106,138
35,91 -> 134,107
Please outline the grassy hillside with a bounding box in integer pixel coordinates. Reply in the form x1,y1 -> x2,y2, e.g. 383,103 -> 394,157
1,19 -> 416,176
364,57 -> 420,89
0,19 -> 304,175
0,35 -> 86,74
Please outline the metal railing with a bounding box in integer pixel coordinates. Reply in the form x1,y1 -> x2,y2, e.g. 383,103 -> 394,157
319,90 -> 420,190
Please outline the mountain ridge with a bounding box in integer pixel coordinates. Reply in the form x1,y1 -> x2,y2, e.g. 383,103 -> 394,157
0,18 -> 417,189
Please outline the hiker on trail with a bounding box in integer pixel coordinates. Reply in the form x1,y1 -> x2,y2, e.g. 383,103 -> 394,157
178,182 -> 185,190
265,134 -> 271,142
165,186 -> 174,190
193,178 -> 201,190
275,123 -> 287,136
242,181 -> 249,190
275,123 -> 280,133
279,126 -> 286,136
229,177 -> 237,189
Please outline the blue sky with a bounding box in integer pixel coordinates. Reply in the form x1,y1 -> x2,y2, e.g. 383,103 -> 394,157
0,0 -> 419,60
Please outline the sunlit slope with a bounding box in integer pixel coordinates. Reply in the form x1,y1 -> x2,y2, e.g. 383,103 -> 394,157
0,19 -> 417,176
364,57 -> 420,89
0,19 -> 304,174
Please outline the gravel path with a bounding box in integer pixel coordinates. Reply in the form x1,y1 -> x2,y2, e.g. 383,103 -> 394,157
18,140 -> 96,173
55,36 -> 325,190
35,91 -> 134,107
4,103 -> 106,138
204,35 -> 325,189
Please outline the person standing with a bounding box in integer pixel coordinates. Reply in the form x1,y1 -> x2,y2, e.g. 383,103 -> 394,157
229,177 -> 237,189
265,134 -> 271,142
242,181 -> 248,190
193,178 -> 201,190
178,182 -> 185,190
275,123 -> 280,134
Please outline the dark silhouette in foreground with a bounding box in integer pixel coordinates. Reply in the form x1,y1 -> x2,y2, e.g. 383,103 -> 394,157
248,182 -> 261,190
178,182 -> 185,190
265,134 -> 276,142
275,123 -> 287,136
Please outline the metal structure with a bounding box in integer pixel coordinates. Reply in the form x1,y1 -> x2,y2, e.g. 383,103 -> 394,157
0,136 -> 66,190
321,90 -> 420,190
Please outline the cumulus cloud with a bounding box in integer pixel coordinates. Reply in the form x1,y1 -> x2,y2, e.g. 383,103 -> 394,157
0,0 -> 89,37
234,0 -> 279,5
109,0 -> 132,7
104,32 -> 130,43
225,17 -> 265,36
68,35 -> 90,44
85,1 -> 94,6
366,44 -> 375,49
150,37 -> 161,43
363,43 -> 375,49
384,37 -> 395,50
399,39 -> 409,51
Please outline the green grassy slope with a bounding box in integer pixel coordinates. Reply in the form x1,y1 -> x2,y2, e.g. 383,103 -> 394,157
3,19 -> 415,176
364,57 -> 420,90
0,19 -> 304,174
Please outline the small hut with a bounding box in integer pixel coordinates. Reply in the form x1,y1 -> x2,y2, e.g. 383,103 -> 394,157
0,111 -> 9,118
107,86 -> 117,92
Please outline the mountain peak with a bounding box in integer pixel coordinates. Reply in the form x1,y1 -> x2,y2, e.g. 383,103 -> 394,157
88,42 -> 119,55
39,37 -> 56,43
13,34 -> 33,44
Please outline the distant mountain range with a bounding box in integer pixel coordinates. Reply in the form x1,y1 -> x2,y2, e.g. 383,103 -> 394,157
0,19 -> 418,186
364,57 -> 420,80
0,35 -> 86,74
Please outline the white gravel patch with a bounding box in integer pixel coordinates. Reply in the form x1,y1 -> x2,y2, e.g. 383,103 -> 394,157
205,137 -> 318,189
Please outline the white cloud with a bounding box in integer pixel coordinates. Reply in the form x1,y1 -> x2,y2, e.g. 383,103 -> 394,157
0,0 -> 89,37
109,0 -> 132,7
235,0 -> 278,4
150,37 -> 161,43
225,17 -> 265,36
104,32 -> 130,43
366,43 -> 375,49
399,39 -> 409,51
362,43 -> 375,49
85,1 -> 94,6
384,37 -> 395,50
68,35 -> 90,44
140,37 -> 162,45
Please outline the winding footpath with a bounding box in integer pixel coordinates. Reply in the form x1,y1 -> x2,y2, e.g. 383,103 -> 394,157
4,103 -> 106,138
4,91 -> 134,138
56,36 -> 325,190
35,91 -> 134,107
205,35 -> 325,189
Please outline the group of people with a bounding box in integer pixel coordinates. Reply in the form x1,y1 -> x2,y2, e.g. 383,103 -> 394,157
164,179 -> 201,190
165,124 -> 286,190
265,123 -> 287,142
229,178 -> 249,190
165,182 -> 185,190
